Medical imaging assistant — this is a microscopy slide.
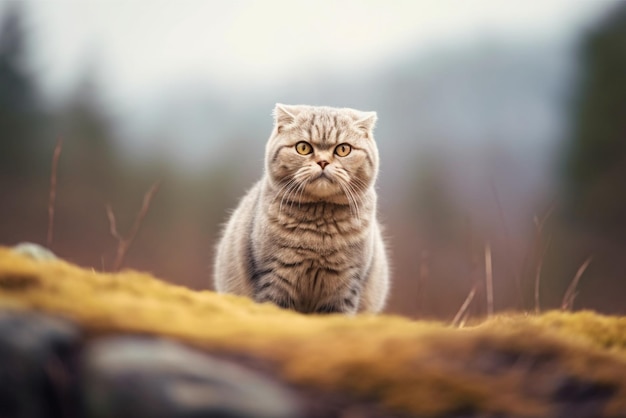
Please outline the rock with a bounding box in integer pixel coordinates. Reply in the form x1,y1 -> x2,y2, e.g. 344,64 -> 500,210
0,309 -> 80,418
81,337 -> 302,418
12,243 -> 57,261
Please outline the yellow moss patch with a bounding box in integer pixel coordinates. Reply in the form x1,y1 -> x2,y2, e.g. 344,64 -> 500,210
1,247 -> 626,417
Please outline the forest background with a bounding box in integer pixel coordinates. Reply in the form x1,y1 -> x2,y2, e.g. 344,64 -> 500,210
2,0 -> 625,318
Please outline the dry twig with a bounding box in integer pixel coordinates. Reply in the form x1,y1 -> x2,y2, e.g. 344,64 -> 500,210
532,204 -> 555,314
533,234 -> 551,314
47,138 -> 63,247
106,181 -> 161,271
452,283 -> 478,327
561,257 -> 593,311
485,242 -> 494,318
458,310 -> 471,328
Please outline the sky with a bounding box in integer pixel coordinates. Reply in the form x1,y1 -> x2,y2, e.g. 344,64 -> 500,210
12,0 -> 615,102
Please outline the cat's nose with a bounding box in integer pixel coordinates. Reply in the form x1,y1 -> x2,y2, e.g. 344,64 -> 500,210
317,160 -> 329,170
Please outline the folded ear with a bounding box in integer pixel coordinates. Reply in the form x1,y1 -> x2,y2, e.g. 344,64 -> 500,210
273,104 -> 300,132
353,111 -> 377,137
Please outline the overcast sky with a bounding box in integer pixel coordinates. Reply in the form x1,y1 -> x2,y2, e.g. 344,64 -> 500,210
9,0 -> 614,102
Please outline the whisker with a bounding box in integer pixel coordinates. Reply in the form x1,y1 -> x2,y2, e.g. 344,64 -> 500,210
274,179 -> 296,206
283,170 -> 310,213
349,176 -> 369,191
296,178 -> 309,209
289,171 -> 310,211
279,179 -> 301,214
334,172 -> 364,222
350,187 -> 362,220
337,182 -> 349,210
348,182 -> 365,207
290,180 -> 306,212
339,181 -> 360,221
271,178 -> 297,204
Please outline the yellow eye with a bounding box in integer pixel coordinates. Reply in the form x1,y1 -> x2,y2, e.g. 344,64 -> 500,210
295,141 -> 312,155
334,143 -> 351,157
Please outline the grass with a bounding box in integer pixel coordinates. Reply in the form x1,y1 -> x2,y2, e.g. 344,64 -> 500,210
105,181 -> 161,271
1,247 -> 626,417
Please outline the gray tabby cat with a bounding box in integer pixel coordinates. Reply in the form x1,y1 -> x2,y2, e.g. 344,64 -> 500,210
213,104 -> 389,314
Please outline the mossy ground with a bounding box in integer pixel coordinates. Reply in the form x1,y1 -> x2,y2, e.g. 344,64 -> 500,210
1,247 -> 625,417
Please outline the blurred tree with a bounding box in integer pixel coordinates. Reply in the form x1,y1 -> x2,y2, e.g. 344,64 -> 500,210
0,1 -> 47,178
58,67 -> 119,189
410,150 -> 460,242
563,2 -> 626,237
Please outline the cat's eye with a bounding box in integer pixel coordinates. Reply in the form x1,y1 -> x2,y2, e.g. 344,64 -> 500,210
334,143 -> 352,157
295,141 -> 313,155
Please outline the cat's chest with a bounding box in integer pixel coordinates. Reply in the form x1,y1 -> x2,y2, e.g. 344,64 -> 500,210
283,215 -> 356,236
270,203 -> 362,235
281,257 -> 360,307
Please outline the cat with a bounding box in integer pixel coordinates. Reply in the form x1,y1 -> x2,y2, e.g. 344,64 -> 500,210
213,104 -> 389,314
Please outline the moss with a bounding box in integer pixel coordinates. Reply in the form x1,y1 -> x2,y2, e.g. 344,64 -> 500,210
1,247 -> 626,417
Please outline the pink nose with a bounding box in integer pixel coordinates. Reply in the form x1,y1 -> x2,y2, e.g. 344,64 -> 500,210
317,160 -> 329,169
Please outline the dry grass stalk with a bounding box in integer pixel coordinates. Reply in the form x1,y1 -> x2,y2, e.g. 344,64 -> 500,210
485,242 -> 494,318
417,249 -> 430,313
47,138 -> 63,247
533,234 -> 551,314
561,257 -> 592,311
451,283 -> 478,327
490,181 -> 523,307
458,310 -> 471,328
106,181 -> 161,271
464,217 -> 481,308
532,204 -> 555,314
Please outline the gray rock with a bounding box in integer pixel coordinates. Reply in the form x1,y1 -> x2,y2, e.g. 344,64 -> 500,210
81,337 -> 302,418
12,243 -> 58,261
0,310 -> 80,418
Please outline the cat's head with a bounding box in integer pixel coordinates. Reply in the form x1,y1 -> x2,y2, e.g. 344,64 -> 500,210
265,104 -> 379,204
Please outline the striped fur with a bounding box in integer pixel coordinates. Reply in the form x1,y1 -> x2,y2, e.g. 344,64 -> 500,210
213,104 -> 390,314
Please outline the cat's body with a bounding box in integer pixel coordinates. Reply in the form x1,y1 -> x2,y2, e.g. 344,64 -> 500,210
214,104 -> 389,314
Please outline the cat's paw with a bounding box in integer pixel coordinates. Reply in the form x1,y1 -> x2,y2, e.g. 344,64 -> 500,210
12,242 -> 58,261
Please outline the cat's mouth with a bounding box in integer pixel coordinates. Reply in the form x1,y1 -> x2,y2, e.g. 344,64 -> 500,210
306,172 -> 340,197
314,171 -> 333,182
